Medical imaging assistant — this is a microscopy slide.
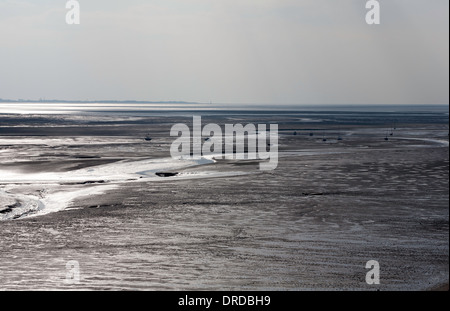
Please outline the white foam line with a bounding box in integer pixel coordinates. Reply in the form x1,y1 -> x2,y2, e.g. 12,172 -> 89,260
392,137 -> 449,147
1,156 -> 240,219
23,184 -> 120,219
0,157 -> 215,183
0,137 -> 140,146
0,189 -> 43,220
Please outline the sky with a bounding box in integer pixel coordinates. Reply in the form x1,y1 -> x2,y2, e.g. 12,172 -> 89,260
0,0 -> 448,105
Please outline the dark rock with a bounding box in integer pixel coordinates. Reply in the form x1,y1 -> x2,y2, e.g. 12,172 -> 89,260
155,172 -> 178,177
79,180 -> 106,185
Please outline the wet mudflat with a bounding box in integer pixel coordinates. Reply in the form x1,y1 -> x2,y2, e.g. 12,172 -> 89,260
0,110 -> 448,290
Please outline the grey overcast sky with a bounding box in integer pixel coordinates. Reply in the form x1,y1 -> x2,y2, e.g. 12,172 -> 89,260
0,0 -> 448,105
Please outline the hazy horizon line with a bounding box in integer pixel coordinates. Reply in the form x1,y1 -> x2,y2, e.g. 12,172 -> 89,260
0,98 -> 449,107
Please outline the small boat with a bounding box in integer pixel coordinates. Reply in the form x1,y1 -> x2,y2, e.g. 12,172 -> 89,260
144,134 -> 152,141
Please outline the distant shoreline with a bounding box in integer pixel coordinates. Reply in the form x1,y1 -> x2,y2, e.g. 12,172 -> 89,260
0,99 -> 200,104
0,100 -> 448,108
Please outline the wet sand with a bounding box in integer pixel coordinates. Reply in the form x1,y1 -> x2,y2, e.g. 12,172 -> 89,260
0,111 -> 448,290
